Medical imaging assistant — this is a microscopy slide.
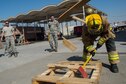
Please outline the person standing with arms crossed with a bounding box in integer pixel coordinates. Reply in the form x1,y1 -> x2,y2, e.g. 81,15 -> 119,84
1,21 -> 18,57
48,16 -> 60,52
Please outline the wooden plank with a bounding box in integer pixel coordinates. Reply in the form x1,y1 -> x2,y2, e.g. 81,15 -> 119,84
56,60 -> 101,66
32,61 -> 102,84
50,71 -> 55,76
57,77 -> 97,84
56,61 -> 82,66
90,66 -> 101,80
59,71 -> 74,80
33,76 -> 60,83
32,79 -> 39,84
47,63 -> 98,70
40,69 -> 53,76
58,0 -> 90,21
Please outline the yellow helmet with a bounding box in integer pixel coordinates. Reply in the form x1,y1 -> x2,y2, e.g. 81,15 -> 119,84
86,14 -> 103,34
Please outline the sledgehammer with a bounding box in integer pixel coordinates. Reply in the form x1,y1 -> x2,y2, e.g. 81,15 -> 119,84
78,55 -> 92,78
78,49 -> 96,78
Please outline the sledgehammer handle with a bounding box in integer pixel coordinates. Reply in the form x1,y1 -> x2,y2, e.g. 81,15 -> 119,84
82,48 -> 97,68
72,16 -> 86,24
82,55 -> 92,68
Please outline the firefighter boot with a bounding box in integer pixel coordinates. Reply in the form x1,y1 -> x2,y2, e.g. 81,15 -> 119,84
110,64 -> 119,73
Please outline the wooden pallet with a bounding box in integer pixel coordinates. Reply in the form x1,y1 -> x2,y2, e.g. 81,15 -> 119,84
32,60 -> 102,84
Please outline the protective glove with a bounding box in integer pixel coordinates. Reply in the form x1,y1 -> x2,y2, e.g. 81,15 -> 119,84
86,45 -> 96,57
90,49 -> 96,57
108,30 -> 116,39
96,43 -> 102,50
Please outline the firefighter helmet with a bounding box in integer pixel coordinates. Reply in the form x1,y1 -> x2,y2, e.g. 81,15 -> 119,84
86,14 -> 103,34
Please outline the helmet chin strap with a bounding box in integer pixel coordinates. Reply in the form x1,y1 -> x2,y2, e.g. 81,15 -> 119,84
93,18 -> 96,27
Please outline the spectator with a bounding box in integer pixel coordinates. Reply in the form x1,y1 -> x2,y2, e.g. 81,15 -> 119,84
1,21 -> 18,57
47,16 -> 60,52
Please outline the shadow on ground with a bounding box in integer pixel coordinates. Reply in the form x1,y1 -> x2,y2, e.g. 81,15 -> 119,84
0,54 -> 5,57
67,56 -> 101,61
67,56 -> 83,61
44,48 -> 55,52
102,62 -> 111,71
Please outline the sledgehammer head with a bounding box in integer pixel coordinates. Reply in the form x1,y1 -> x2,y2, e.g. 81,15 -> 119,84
78,66 -> 88,78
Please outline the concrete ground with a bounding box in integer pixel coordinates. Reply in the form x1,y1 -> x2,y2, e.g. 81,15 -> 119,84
0,37 -> 126,84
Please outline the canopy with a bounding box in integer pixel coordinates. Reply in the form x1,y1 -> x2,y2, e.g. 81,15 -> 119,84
1,0 -> 107,23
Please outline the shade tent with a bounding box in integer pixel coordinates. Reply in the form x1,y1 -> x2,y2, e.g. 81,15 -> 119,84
0,0 -> 107,42
1,0 -> 107,23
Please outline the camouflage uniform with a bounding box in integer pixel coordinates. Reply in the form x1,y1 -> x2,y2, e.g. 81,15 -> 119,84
2,25 -> 18,56
48,19 -> 60,52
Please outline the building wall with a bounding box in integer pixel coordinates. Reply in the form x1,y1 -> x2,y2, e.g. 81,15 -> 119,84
17,26 -> 45,41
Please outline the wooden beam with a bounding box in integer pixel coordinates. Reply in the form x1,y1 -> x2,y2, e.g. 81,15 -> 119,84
40,69 -> 52,76
56,77 -> 97,84
33,76 -> 59,83
47,63 -> 98,70
58,0 -> 90,22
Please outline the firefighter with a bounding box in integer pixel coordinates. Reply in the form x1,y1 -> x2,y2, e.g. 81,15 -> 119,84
81,12 -> 120,73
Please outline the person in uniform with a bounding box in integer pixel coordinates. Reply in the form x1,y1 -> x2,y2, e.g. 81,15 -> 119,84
48,16 -> 60,52
1,21 -> 18,57
73,8 -> 119,73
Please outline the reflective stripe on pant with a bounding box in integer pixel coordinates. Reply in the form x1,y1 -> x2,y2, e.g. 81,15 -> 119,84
86,45 -> 94,52
105,38 -> 120,64
98,37 -> 108,46
108,51 -> 120,64
82,52 -> 91,61
83,46 -> 92,61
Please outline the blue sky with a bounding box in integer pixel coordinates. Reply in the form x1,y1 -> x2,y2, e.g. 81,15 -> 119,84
89,0 -> 126,22
0,0 -> 126,26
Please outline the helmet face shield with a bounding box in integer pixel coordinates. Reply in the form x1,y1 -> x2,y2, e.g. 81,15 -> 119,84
88,25 -> 103,35
91,24 -> 100,29
87,21 -> 102,35
88,29 -> 97,35
87,17 -> 102,34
